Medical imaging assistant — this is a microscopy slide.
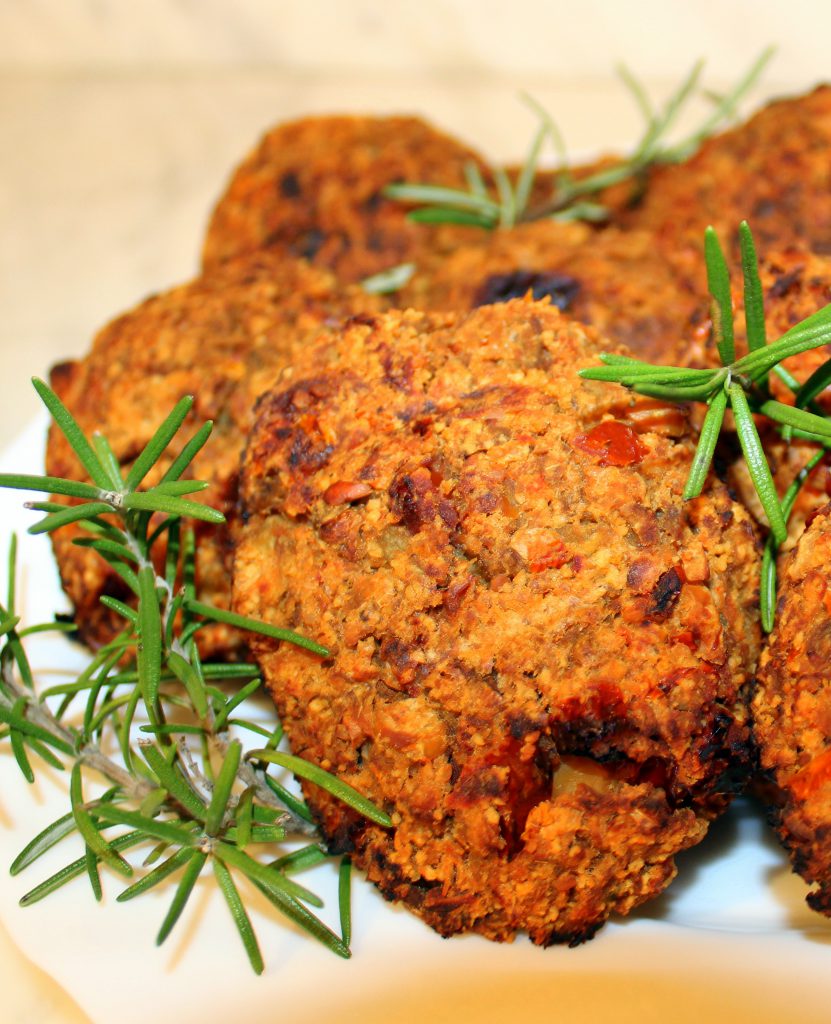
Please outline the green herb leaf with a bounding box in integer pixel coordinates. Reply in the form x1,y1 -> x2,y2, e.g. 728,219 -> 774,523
728,383 -> 787,544
161,421 -> 213,484
11,811 -> 77,875
98,595 -> 139,624
156,850 -> 207,945
92,803 -> 198,848
166,651 -> 209,720
408,207 -> 496,228
579,365 -> 716,385
91,432 -> 124,489
249,749 -> 391,827
0,704 -> 73,755
72,536 -> 140,565
16,620 -> 77,638
234,786 -> 254,849
735,302 -> 831,381
339,856 -> 352,947
0,474 -> 103,501
125,396 -> 194,491
617,62 -> 654,124
760,541 -> 778,635
794,356 -> 831,411
6,534 -> 16,612
31,378 -> 112,490
513,120 -> 548,219
184,600 -> 330,657
136,565 -> 162,709
739,221 -> 767,360
84,846 -> 103,901
139,743 -> 207,821
704,227 -> 735,365
70,765 -> 133,878
683,388 -> 728,499
383,182 -> 500,217
212,856 -> 264,975
263,774 -> 315,823
679,47 -> 774,156
0,614 -> 21,639
122,491 -> 225,524
757,399 -> 831,440
10,723 -> 34,783
213,676 -> 263,732
19,832 -> 146,907
152,480 -> 209,498
205,740 -> 242,836
270,844 -> 328,875
117,845 -> 195,903
360,262 -> 416,295
214,842 -> 322,908
28,502 -> 114,536
220,850 -> 349,960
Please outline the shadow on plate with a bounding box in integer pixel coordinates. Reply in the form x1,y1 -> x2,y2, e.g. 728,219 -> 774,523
621,794 -> 831,942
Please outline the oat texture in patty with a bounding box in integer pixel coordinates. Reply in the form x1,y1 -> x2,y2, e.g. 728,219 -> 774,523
611,86 -> 831,291
397,221 -> 706,364
46,252 -> 385,657
753,504 -> 831,916
202,114 -> 487,281
233,300 -> 761,944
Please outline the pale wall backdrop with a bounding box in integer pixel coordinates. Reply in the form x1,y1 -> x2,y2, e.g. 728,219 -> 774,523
3,1 -> 823,449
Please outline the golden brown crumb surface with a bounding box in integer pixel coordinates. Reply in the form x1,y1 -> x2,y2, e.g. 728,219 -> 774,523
613,86 -> 831,289
234,300 -> 761,944
753,505 -> 831,915
397,221 -> 707,364
201,114 -> 487,281
45,252 -> 385,656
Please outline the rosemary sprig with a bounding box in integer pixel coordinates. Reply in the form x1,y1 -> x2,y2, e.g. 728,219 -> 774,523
580,221 -> 831,631
361,262 -> 416,295
385,50 -> 773,229
0,380 -> 392,973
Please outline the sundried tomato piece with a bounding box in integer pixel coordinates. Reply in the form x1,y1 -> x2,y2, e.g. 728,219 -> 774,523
571,420 -> 649,467
322,480 -> 373,504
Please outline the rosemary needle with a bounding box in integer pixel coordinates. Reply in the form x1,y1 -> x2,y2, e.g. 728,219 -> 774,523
385,51 -> 773,229
0,378 -> 391,972
580,220 -> 831,629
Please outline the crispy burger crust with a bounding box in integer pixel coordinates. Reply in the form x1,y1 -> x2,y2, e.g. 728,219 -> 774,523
611,86 -> 831,289
398,221 -> 707,364
753,505 -> 831,915
201,114 -> 487,281
234,300 -> 760,944
45,252 -> 384,656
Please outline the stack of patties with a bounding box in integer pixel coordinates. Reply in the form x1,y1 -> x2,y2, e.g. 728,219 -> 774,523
46,88 -> 831,939
47,254 -> 387,658
232,300 -> 760,943
47,116 -> 488,657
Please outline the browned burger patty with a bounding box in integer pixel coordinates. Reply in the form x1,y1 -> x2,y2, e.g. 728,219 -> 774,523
233,300 -> 761,945
201,115 -> 488,282
397,221 -> 706,363
46,252 -> 385,656
612,86 -> 831,291
752,504 -> 831,915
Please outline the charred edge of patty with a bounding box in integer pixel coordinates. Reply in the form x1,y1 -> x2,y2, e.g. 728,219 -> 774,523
473,270 -> 581,311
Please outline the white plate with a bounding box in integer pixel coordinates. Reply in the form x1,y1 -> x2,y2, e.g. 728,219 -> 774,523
0,417 -> 830,1024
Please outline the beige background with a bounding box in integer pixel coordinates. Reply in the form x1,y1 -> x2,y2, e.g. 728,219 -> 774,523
0,3 -> 829,1020
0,1 -> 820,445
